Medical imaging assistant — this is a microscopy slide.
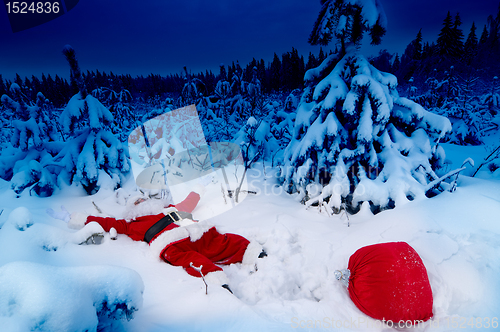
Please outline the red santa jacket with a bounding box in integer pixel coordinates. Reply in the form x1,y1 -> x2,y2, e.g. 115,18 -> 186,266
84,192 -> 215,257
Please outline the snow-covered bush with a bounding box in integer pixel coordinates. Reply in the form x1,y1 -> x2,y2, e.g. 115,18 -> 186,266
232,117 -> 272,202
0,102 -> 9,145
180,67 -> 205,106
432,98 -> 490,145
481,76 -> 500,115
244,66 -> 264,118
283,89 -> 301,112
235,117 -> 267,164
92,87 -> 135,141
0,84 -> 62,197
267,98 -> 296,165
404,68 -> 498,146
204,77 -> 239,142
1,84 -> 57,151
229,67 -> 251,121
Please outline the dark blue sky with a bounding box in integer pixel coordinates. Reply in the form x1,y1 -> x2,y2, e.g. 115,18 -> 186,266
1,0 -> 498,81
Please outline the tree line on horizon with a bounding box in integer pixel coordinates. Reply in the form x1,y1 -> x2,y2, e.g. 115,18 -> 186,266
1,5 -> 500,110
0,47 -> 331,108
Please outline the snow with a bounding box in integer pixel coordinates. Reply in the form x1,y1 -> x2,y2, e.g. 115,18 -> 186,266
0,262 -> 143,332
61,93 -> 113,132
285,50 -> 456,215
1,138 -> 499,331
7,206 -> 33,231
352,0 -> 387,27
394,97 -> 452,138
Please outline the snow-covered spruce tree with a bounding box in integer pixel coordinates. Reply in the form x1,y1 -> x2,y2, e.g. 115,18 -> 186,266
51,46 -> 130,195
229,65 -> 251,124
206,67 -> 240,142
92,87 -> 134,141
233,117 -> 264,201
0,102 -> 8,145
181,67 -> 205,106
1,84 -> 56,151
0,84 -> 60,196
243,66 -> 264,118
280,0 -> 453,214
265,92 -> 299,166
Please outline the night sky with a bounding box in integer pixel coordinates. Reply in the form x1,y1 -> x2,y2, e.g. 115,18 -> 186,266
1,0 -> 498,81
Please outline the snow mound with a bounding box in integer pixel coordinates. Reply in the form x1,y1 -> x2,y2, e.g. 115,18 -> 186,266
0,261 -> 144,332
7,207 -> 33,231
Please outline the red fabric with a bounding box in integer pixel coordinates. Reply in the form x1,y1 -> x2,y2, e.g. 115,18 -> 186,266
85,191 -> 251,278
173,192 -> 200,214
86,213 -> 168,241
85,192 -> 200,241
162,227 -> 250,277
347,242 -> 433,323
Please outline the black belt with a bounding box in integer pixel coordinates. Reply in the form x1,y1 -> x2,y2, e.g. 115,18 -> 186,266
143,211 -> 194,243
144,211 -> 182,243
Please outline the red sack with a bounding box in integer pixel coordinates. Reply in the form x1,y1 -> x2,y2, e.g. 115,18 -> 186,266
347,242 -> 433,324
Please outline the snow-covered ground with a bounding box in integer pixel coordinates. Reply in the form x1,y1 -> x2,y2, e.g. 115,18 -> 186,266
0,139 -> 499,332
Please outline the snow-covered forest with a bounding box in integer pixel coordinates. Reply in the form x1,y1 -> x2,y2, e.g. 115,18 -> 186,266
1,0 -> 500,331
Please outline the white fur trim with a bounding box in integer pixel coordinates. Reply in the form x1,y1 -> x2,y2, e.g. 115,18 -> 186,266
186,220 -> 214,242
124,196 -> 170,221
70,222 -> 104,244
149,226 -> 189,258
149,220 -> 215,258
109,227 -> 118,240
242,241 -> 263,266
204,270 -> 229,286
160,207 -> 178,215
175,218 -> 196,227
68,212 -> 89,230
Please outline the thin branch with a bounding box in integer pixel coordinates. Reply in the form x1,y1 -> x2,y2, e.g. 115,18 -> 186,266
425,166 -> 467,194
472,145 -> 500,177
190,263 -> 208,295
92,201 -> 103,214
449,158 -> 474,192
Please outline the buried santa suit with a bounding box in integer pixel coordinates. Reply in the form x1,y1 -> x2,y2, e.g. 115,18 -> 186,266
67,191 -> 264,288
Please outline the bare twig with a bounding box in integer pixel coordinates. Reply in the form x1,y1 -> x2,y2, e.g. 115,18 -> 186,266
472,145 -> 500,177
227,189 -> 257,196
341,202 -> 350,227
190,263 -> 208,295
449,158 -> 474,191
425,166 -> 468,194
221,184 -> 227,204
235,143 -> 262,203
92,201 -> 103,214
